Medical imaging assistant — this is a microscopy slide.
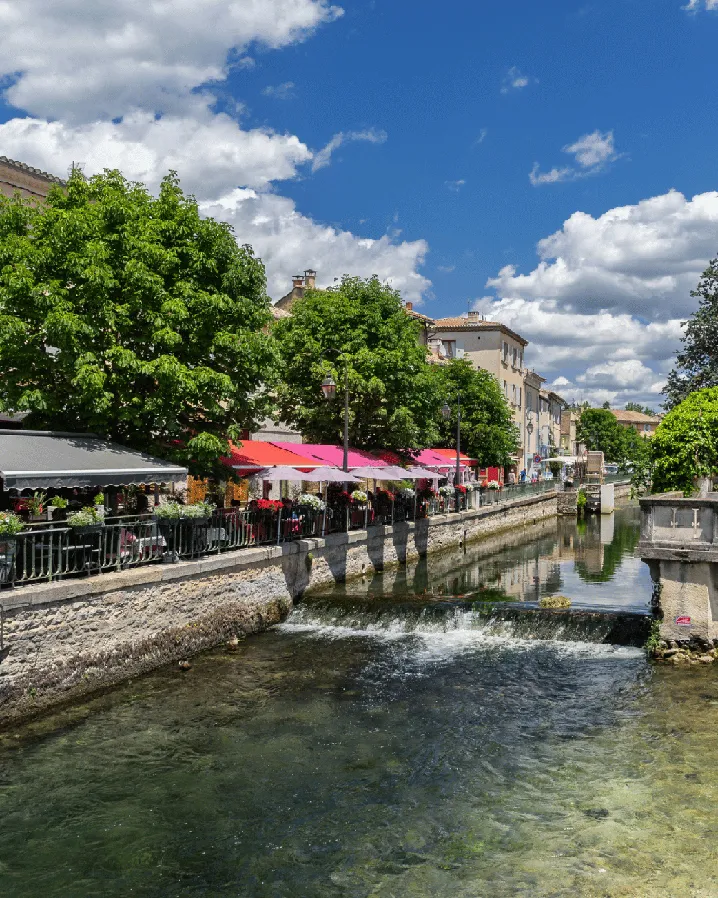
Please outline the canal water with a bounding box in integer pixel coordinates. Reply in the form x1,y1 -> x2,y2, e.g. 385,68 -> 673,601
2,505 -> 718,897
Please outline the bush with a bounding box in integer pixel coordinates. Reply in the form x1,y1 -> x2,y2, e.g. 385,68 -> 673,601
67,507 -> 104,527
651,388 -> 718,495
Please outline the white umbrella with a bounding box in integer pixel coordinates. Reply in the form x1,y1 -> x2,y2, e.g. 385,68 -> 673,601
405,466 -> 441,480
256,465 -> 311,482
349,465 -> 391,479
377,465 -> 414,480
301,466 -> 359,483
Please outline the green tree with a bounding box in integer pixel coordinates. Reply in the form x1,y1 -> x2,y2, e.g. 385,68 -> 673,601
602,400 -> 611,409
0,169 -> 276,475
625,401 -> 657,415
434,359 -> 519,466
665,256 -> 718,407
577,408 -> 649,471
272,275 -> 440,453
650,388 -> 718,494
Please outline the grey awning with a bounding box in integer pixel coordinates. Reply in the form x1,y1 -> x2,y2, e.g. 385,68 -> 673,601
0,430 -> 188,491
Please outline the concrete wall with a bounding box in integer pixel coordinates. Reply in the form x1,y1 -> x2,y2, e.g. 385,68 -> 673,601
0,492 -> 556,726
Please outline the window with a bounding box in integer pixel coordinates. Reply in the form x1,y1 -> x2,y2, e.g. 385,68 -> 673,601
443,340 -> 456,358
526,390 -> 532,412
644,424 -> 650,432
503,380 -> 508,397
502,341 -> 509,363
517,387 -> 522,408
512,384 -> 516,403
519,352 -> 523,370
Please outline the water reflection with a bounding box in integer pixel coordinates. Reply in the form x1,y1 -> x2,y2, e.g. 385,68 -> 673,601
320,505 -> 650,614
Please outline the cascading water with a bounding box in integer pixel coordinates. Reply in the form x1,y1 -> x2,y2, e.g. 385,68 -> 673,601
281,598 -> 652,646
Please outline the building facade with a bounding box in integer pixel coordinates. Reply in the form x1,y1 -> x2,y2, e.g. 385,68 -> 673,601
431,312 -> 528,468
610,409 -> 662,437
0,156 -> 65,201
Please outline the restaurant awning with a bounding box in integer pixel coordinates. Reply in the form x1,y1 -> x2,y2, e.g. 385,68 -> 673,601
0,430 -> 188,491
272,443 -> 390,471
413,449 -> 467,471
226,441 -> 321,473
431,447 -> 478,465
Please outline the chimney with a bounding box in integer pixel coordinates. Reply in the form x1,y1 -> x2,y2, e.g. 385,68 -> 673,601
467,310 -> 481,321
304,269 -> 316,289
292,275 -> 304,289
406,301 -> 413,311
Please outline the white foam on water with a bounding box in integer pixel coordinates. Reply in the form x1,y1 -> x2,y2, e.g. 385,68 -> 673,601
277,609 -> 645,661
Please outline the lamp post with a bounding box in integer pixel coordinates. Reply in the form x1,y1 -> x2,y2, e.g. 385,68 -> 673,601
526,416 -> 534,475
319,352 -> 350,473
441,393 -> 462,508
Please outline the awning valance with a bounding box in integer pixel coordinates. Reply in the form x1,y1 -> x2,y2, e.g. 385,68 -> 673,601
0,430 -> 188,491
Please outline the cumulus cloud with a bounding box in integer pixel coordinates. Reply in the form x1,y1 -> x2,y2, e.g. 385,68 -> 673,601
262,81 -> 296,100
0,1 -> 430,308
0,109 -> 313,198
201,189 -> 430,302
501,67 -> 533,94
445,179 -> 466,192
477,187 -> 718,404
311,129 -> 387,172
487,189 -> 718,319
530,130 -> 620,185
0,0 -> 342,121
683,0 -> 718,10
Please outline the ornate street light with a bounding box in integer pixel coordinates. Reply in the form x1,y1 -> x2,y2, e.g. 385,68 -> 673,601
319,354 -> 350,473
441,401 -> 451,419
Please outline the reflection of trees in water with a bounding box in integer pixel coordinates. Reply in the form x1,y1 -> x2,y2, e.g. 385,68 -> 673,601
574,509 -> 641,584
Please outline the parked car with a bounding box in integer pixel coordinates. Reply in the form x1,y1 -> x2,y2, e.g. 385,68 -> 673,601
604,463 -> 619,475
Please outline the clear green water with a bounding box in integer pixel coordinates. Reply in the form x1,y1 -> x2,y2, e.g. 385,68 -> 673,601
2,506 -> 718,898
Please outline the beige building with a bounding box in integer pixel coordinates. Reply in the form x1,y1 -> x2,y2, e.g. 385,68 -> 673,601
0,156 -> 65,201
431,312 -> 528,467
610,408 -> 662,437
560,409 -> 580,456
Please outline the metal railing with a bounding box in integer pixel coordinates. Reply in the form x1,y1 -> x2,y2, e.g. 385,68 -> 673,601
0,484 -> 560,590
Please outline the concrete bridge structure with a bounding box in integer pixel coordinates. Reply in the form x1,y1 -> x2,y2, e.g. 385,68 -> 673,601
638,493 -> 718,643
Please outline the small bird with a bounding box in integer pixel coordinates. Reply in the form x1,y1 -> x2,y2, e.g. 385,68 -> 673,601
178,660 -> 192,672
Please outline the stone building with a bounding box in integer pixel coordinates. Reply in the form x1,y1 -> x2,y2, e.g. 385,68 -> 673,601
430,312 -> 528,469
0,156 -> 65,201
610,408 -> 662,437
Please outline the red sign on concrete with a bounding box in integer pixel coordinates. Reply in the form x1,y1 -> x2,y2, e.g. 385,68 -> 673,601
676,616 -> 692,626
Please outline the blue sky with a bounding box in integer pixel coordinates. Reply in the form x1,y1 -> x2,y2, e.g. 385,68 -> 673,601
1,0 -> 718,406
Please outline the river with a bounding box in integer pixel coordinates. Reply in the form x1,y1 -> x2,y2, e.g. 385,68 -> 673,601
1,505 -> 718,897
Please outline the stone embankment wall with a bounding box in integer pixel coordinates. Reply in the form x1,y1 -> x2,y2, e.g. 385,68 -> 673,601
0,493 -> 556,726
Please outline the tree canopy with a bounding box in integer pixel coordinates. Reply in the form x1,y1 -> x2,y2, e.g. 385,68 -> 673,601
665,256 -> 718,408
0,169 -> 276,475
433,359 -> 519,467
625,401 -> 657,416
577,408 -> 649,471
272,276 -> 440,454
650,388 -> 718,494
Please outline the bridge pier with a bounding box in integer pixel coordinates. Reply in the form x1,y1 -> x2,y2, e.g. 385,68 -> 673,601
638,495 -> 718,645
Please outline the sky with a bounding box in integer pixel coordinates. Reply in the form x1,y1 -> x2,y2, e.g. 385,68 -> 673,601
1,0 -> 717,409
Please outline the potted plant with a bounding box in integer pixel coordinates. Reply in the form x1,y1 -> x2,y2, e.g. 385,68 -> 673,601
297,494 -> 325,512
27,491 -> 47,521
66,506 -> 105,534
350,489 -> 369,508
0,511 -> 24,584
49,495 -> 68,521
94,492 -> 106,517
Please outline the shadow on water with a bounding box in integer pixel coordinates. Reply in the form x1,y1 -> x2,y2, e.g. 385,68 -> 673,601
5,505 -> 715,898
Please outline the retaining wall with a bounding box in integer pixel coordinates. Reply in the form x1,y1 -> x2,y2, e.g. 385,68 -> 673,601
0,492 -> 556,726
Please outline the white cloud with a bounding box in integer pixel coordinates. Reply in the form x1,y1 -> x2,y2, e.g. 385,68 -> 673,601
501,67 -> 534,94
487,189 -> 718,318
445,179 -> 466,192
311,129 -> 387,172
202,189 -> 430,303
0,1 -> 431,309
530,130 -> 620,185
683,0 -> 718,10
474,128 -> 488,146
476,188 -> 718,403
0,0 -> 342,121
437,265 -> 456,273
262,81 -> 296,100
0,109 -> 312,198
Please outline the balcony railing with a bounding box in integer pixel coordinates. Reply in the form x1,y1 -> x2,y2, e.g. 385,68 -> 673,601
0,483 -> 559,590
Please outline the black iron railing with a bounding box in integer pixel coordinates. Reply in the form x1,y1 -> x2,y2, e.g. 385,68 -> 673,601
0,483 -> 559,589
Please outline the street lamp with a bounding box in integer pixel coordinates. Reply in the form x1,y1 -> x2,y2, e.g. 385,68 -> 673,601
319,352 -> 350,473
442,393 -> 462,504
